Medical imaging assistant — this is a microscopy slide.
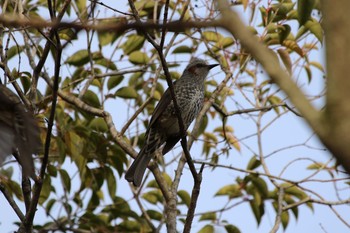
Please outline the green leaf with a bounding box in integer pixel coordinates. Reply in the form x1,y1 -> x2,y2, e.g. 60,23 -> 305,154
225,225 -> 241,233
121,34 -> 145,55
172,45 -> 192,53
199,212 -> 216,221
215,184 -> 243,199
118,220 -> 140,231
142,190 -> 163,204
279,24 -> 291,44
281,183 -> 308,200
107,75 -> 124,90
281,211 -> 290,229
75,0 -> 87,15
59,169 -> 71,193
202,31 -> 222,42
82,90 -> 101,108
89,118 -> 108,132
251,177 -> 268,198
59,28 -> 77,41
95,57 -> 117,70
304,20 -> 323,43
105,166 -> 116,199
246,156 -> 261,170
46,199 -> 56,214
7,45 -> 24,60
7,180 -> 23,201
39,175 -> 52,205
129,51 -> 150,65
177,190 -> 191,207
47,164 -> 58,177
283,40 -> 304,56
214,37 -> 235,51
146,210 -> 162,221
249,199 -> 264,225
66,50 -> 89,66
198,224 -> 214,233
297,0 -> 315,26
284,195 -> 299,219
115,86 -> 138,99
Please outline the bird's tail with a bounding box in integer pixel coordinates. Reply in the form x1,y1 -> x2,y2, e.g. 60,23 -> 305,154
125,129 -> 162,186
125,146 -> 152,187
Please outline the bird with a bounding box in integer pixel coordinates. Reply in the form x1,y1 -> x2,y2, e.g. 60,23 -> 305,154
0,84 -> 41,178
125,58 -> 219,186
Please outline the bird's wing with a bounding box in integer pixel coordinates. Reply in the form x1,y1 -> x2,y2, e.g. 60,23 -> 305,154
148,87 -> 172,130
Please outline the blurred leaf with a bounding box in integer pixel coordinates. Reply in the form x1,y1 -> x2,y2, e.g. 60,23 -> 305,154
47,164 -> 58,177
281,183 -> 308,200
20,72 -> 31,94
39,175 -> 52,205
66,50 -> 89,66
304,20 -> 323,43
249,198 -> 264,225
81,90 -> 101,108
59,28 -> 77,41
45,199 -> 56,214
7,45 -> 23,60
142,190 -> 163,204
281,211 -> 290,229
147,172 -> 172,188
215,37 -> 235,51
173,45 -> 192,53
59,169 -> 71,193
115,86 -> 138,99
284,195 -> 299,219
268,95 -> 283,114
225,224 -> 241,233
146,210 -> 162,221
198,224 -> 214,233
251,177 -> 268,198
129,51 -> 150,65
307,162 -> 325,170
122,34 -> 145,55
7,180 -> 23,201
177,190 -> 191,207
309,61 -> 324,73
297,0 -> 315,26
97,18 -> 126,46
95,57 -> 117,70
74,0 -> 87,15
279,24 -> 291,44
197,114 -> 208,137
199,212 -> 216,221
105,166 -> 116,198
304,65 -> 312,83
246,156 -> 261,170
107,75 -> 124,90
203,31 -> 222,42
283,40 -> 303,56
118,220 -> 140,231
277,49 -> 292,74
89,118 -> 108,132
215,184 -> 243,199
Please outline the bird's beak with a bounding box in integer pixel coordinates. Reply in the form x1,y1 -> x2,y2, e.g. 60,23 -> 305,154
208,64 -> 219,70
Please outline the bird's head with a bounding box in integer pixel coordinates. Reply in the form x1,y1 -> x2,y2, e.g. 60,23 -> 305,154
184,58 -> 219,81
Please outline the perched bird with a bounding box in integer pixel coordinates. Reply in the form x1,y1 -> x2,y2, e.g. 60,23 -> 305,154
0,84 -> 41,178
125,58 -> 219,186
